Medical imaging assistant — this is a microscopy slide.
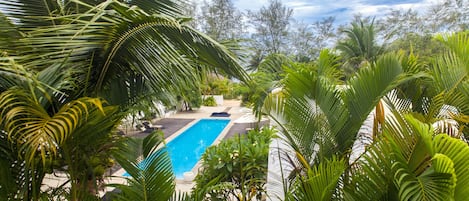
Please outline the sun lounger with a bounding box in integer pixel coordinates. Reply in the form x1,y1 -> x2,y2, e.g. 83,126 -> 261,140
142,122 -> 164,132
210,112 -> 231,117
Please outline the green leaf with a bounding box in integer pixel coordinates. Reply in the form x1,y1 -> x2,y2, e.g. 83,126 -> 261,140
394,153 -> 456,201
433,134 -> 469,201
111,133 -> 175,201
292,157 -> 345,201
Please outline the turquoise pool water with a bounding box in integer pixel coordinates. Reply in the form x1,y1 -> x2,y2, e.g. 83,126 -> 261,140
124,118 -> 230,179
167,119 -> 230,178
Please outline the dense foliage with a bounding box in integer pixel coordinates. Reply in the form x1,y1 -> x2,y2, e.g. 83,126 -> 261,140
202,96 -> 217,106
0,0 -> 247,200
259,33 -> 469,200
193,128 -> 275,201
1,0 -> 469,200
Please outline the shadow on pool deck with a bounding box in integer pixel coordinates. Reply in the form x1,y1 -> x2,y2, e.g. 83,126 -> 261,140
129,118 -> 195,139
223,120 -> 270,139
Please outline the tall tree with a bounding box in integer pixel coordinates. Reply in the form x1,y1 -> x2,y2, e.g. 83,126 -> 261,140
289,17 -> 336,62
424,0 -> 469,33
198,0 -> 245,41
248,0 -> 293,56
376,9 -> 422,41
288,21 -> 315,62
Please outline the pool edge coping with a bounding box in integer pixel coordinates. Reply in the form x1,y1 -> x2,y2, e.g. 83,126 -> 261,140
109,117 -> 234,185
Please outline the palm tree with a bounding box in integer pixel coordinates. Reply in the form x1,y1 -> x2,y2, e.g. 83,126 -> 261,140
343,112 -> 469,200
341,32 -> 469,201
0,0 -> 248,199
336,19 -> 385,76
261,33 -> 469,200
0,0 -> 248,105
110,133 -> 175,201
0,86 -> 117,200
263,49 -> 409,162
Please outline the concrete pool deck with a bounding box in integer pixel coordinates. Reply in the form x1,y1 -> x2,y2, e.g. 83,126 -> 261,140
154,100 -> 257,192
105,100 -> 251,193
41,99 -> 264,197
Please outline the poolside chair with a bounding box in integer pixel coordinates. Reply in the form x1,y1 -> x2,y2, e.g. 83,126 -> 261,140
141,122 -> 164,132
210,112 -> 231,117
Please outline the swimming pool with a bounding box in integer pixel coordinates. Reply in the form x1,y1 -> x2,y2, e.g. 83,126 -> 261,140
124,118 -> 230,179
167,119 -> 230,178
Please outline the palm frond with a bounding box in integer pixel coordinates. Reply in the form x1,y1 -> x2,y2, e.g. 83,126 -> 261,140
2,0 -> 248,109
436,32 -> 469,68
338,54 -> 411,154
0,57 -> 34,92
393,153 -> 455,201
276,60 -> 345,159
0,0 -> 61,28
288,157 -> 345,201
111,133 -> 175,201
345,111 -> 469,201
431,51 -> 466,92
0,130 -> 25,199
128,0 -> 186,17
0,12 -> 21,53
344,54 -> 403,120
433,134 -> 469,200
0,88 -> 105,166
170,191 -> 193,201
87,2 -> 248,105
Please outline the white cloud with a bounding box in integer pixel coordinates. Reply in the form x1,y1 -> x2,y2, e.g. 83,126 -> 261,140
291,5 -> 321,18
233,0 -> 268,11
231,0 -> 446,25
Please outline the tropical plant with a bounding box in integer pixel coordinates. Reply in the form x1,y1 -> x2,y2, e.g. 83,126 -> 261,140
202,96 -> 218,106
262,49 -> 412,163
110,132 -> 175,201
0,0 -> 248,199
258,49 -> 411,199
336,19 -> 385,75
284,157 -> 346,201
257,54 -> 292,80
0,86 -> 119,200
0,0 -> 248,105
238,71 -> 274,110
343,113 -> 469,201
261,33 -> 469,200
388,33 -> 446,63
193,127 -> 275,201
201,75 -> 231,96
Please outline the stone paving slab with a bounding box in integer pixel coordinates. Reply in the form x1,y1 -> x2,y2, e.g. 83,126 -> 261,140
128,118 -> 195,139
223,120 -> 270,139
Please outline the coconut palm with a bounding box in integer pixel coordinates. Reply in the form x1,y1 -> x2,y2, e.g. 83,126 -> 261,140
0,0 -> 248,105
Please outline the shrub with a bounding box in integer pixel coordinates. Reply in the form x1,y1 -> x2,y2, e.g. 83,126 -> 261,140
202,96 -> 217,106
193,127 -> 275,201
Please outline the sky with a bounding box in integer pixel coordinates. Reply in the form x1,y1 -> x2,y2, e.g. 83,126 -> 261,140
232,0 -> 443,25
